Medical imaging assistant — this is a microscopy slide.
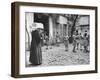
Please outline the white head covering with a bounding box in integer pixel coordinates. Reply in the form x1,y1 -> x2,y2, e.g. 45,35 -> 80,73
30,22 -> 44,31
36,23 -> 44,29
30,23 -> 37,31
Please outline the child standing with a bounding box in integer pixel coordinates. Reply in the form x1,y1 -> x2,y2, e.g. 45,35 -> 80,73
64,35 -> 69,51
72,33 -> 77,53
83,32 -> 89,53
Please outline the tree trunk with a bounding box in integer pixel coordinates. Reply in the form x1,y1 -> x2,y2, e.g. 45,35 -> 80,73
71,15 -> 78,37
69,15 -> 78,43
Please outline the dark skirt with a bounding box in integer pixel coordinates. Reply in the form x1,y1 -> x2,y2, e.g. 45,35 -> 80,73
29,30 -> 42,65
29,43 -> 42,65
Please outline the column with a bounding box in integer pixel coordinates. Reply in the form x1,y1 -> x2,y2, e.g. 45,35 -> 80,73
49,16 -> 53,43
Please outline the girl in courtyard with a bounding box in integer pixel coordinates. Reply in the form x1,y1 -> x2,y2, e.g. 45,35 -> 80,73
72,31 -> 77,52
64,35 -> 69,51
83,32 -> 89,53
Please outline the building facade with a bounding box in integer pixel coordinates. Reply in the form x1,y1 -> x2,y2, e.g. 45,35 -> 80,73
25,13 -> 69,48
25,13 -> 89,50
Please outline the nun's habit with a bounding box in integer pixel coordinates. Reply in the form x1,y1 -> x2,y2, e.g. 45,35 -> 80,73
29,30 -> 42,65
29,23 -> 43,65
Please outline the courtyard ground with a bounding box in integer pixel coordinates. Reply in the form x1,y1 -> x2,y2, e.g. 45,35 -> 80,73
26,43 -> 89,67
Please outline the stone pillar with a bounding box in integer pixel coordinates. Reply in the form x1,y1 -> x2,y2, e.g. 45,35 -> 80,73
49,16 -> 53,43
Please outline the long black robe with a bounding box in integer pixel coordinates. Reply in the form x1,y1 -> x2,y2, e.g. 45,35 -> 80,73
29,30 -> 42,65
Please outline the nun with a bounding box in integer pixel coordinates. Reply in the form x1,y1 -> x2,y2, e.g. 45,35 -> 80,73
29,23 -> 44,65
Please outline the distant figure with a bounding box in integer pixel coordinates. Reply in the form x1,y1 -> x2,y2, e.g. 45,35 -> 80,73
79,33 -> 84,51
83,32 -> 89,53
56,32 -> 60,46
87,34 -> 90,52
45,34 -> 49,50
42,32 -> 47,45
72,32 -> 77,52
64,35 -> 69,51
29,28 -> 43,65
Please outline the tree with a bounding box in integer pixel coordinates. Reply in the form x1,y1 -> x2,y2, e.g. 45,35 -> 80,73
71,15 -> 78,37
68,15 -> 79,43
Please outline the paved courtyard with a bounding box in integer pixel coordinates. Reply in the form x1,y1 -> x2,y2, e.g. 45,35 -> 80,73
26,43 -> 90,67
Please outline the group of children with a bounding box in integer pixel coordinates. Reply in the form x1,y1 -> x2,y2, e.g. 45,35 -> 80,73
63,30 -> 90,53
41,30 -> 90,53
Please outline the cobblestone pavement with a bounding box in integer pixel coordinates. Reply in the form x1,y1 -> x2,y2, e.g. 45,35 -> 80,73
26,43 -> 90,67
